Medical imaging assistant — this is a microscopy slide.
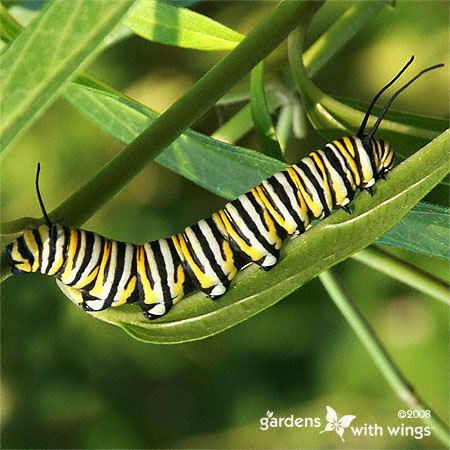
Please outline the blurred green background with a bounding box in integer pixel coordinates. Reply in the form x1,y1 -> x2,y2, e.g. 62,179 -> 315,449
1,1 -> 449,448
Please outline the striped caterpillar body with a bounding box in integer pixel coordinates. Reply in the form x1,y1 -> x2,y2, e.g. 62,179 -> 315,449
6,58 -> 442,320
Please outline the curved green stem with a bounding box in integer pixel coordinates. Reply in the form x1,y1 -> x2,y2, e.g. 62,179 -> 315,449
319,269 -> 450,447
288,22 -> 446,143
353,246 -> 450,305
288,25 -> 365,136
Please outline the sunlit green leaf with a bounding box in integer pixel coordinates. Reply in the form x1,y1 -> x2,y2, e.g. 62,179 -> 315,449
123,0 -> 244,50
0,0 -> 134,152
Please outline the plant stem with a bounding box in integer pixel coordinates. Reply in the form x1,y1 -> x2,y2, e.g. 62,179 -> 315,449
0,3 -> 22,43
250,61 -> 283,160
52,0 -> 323,226
319,269 -> 450,447
352,246 -> 450,305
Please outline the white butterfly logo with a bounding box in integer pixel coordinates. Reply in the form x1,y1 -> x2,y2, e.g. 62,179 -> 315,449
319,406 -> 356,442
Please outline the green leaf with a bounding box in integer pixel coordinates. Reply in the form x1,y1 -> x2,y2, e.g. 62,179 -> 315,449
250,61 -> 283,160
123,0 -> 244,50
377,202 -> 450,260
59,131 -> 449,343
2,1 -> 205,52
63,73 -> 286,201
0,0 -> 134,153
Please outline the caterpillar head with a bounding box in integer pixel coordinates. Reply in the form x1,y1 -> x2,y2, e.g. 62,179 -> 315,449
6,225 -> 52,275
7,224 -> 64,277
357,56 -> 442,178
6,234 -> 31,275
371,138 -> 395,179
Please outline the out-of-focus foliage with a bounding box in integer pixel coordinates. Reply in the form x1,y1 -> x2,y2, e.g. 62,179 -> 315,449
1,1 -> 448,448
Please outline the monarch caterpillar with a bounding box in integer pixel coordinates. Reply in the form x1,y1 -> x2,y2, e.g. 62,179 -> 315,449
6,57 -> 443,320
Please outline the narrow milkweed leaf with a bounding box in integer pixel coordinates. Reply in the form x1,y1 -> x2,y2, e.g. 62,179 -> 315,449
4,1 -> 232,54
58,131 -> 449,343
63,73 -> 287,201
0,0 -> 134,153
250,61 -> 283,160
123,0 -> 244,50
